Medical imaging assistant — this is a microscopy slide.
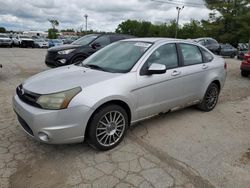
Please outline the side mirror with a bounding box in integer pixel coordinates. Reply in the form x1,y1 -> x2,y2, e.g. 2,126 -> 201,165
91,42 -> 101,49
147,63 -> 167,75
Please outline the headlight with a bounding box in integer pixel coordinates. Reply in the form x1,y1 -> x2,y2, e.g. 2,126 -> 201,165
58,49 -> 75,55
36,87 -> 82,110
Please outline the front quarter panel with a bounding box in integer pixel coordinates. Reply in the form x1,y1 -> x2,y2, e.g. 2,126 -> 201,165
69,72 -> 138,121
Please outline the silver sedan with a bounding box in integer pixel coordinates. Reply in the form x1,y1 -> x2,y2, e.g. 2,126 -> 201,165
13,38 -> 227,150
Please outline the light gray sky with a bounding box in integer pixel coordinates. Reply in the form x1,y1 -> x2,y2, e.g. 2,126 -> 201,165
0,0 -> 211,32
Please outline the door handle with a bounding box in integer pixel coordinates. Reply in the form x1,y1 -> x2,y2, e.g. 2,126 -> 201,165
171,70 -> 181,76
202,64 -> 209,69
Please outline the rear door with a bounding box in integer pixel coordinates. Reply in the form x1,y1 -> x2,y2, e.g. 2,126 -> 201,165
177,43 -> 209,103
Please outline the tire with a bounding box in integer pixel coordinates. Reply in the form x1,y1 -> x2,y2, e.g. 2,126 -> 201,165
241,70 -> 250,77
72,56 -> 86,65
197,83 -> 220,112
87,104 -> 128,151
230,53 -> 235,58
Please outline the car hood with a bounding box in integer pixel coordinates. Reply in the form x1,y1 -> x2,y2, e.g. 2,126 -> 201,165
0,37 -> 11,40
20,38 -> 34,41
22,65 -> 120,94
48,44 -> 82,52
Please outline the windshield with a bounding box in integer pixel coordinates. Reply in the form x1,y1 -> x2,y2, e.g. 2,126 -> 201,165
0,35 -> 8,38
36,39 -> 45,42
72,35 -> 98,45
20,36 -> 30,39
82,41 -> 152,73
52,39 -> 62,43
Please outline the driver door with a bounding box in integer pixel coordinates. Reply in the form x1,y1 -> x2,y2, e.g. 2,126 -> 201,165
134,43 -> 184,119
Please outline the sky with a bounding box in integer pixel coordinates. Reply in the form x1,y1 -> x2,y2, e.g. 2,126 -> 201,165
0,0 -> 211,32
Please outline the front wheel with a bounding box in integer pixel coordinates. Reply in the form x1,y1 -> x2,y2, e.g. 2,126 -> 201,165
197,83 -> 219,112
241,70 -> 250,77
87,105 -> 128,151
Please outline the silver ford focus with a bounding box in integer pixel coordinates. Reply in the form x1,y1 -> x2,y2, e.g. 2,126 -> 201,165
13,38 -> 227,150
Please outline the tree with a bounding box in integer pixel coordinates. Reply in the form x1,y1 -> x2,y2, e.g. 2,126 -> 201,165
48,19 -> 59,30
204,0 -> 250,45
48,19 -> 59,39
0,27 -> 6,33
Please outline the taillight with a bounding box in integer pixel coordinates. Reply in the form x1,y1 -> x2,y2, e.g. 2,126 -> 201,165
244,52 -> 250,63
224,62 -> 227,70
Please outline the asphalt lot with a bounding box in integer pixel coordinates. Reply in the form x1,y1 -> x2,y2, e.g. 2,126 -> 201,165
0,47 -> 249,188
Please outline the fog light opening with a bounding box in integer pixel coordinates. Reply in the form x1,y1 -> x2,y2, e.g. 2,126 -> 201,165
58,59 -> 66,64
38,132 -> 50,142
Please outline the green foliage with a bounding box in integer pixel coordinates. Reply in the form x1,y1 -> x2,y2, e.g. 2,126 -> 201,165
0,27 -> 6,33
48,28 -> 58,39
48,19 -> 59,30
116,1 -> 250,46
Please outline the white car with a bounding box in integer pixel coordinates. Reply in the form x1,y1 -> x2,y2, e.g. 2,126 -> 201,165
13,35 -> 35,48
34,38 -> 49,48
0,34 -> 12,47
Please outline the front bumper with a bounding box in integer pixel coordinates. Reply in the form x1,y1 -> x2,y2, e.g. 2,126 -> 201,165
45,52 -> 72,67
13,94 -> 94,144
241,61 -> 250,71
0,41 -> 12,46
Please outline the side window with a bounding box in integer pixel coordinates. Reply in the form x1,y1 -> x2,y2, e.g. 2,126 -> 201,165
93,36 -> 110,47
110,36 -> 123,43
146,43 -> 178,69
200,48 -> 214,62
180,44 -> 203,66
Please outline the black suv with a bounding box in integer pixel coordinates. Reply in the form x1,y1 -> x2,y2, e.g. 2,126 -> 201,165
45,34 -> 134,67
194,38 -> 221,54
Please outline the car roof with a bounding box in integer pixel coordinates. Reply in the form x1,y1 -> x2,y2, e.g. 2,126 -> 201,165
123,37 -> 197,45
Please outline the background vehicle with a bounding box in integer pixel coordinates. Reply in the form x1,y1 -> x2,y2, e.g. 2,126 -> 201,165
14,38 -> 226,150
34,38 -> 49,48
237,43 -> 249,60
13,35 -> 35,48
0,34 -> 12,47
45,34 -> 134,67
219,43 -> 237,58
240,52 -> 250,77
194,37 -> 221,54
48,39 -> 64,48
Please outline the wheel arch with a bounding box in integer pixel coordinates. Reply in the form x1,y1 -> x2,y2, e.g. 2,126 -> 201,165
84,99 -> 132,138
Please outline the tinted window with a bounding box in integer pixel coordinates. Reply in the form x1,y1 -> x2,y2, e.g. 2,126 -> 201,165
93,36 -> 110,47
180,44 -> 203,65
207,39 -> 218,45
200,48 -> 213,62
110,35 -> 124,42
146,43 -> 178,69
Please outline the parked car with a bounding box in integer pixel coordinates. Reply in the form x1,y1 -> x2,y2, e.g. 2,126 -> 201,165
48,39 -> 64,48
240,52 -> 250,77
0,34 -> 12,47
237,43 -> 249,60
34,38 -> 49,48
194,37 -> 221,54
13,38 -> 227,150
45,34 -> 134,67
13,35 -> 35,48
219,43 -> 237,58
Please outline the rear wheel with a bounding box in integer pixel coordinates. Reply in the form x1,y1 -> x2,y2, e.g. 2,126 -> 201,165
230,53 -> 236,58
241,70 -> 250,77
87,105 -> 128,151
72,56 -> 86,65
197,83 -> 219,112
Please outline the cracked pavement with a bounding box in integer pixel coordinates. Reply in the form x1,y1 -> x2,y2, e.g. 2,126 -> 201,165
0,48 -> 250,188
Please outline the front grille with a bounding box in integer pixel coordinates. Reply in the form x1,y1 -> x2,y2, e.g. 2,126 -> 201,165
16,85 -> 41,108
17,115 -> 34,136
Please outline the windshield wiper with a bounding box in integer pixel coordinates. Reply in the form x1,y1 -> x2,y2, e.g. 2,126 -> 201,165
83,64 -> 107,72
